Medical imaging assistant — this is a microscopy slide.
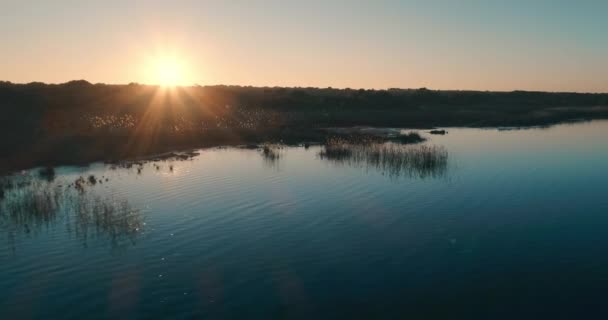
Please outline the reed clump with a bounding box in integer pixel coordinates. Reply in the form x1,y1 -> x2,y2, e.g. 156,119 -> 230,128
319,138 -> 448,178
389,132 -> 426,144
0,174 -> 143,250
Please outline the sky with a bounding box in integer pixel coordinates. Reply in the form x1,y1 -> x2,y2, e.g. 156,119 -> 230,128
1,0 -> 607,92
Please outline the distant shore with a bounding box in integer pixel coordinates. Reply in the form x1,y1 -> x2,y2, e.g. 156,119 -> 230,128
1,81 -> 607,174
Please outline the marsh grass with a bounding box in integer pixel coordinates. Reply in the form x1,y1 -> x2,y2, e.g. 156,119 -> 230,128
319,138 -> 448,178
322,130 -> 426,145
389,132 -> 426,144
0,173 -> 143,251
38,166 -> 56,182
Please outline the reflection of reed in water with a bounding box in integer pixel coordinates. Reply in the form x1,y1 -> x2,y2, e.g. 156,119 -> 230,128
318,138 -> 448,178
0,174 -> 143,251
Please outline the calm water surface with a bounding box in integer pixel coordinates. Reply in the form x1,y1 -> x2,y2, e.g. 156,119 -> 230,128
2,121 -> 608,319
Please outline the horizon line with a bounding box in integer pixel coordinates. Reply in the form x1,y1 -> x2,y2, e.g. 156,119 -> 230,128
1,79 -> 607,95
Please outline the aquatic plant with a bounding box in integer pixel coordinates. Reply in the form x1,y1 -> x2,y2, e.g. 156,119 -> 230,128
389,132 -> 426,144
319,139 -> 448,178
261,144 -> 282,164
0,175 -> 143,251
38,166 -> 56,182
74,176 -> 86,192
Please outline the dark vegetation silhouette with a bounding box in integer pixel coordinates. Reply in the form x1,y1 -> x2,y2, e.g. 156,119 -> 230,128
1,80 -> 607,173
0,172 -> 142,252
260,144 -> 283,168
319,138 -> 449,178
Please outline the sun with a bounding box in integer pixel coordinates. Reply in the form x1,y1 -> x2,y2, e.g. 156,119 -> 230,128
141,48 -> 195,87
155,57 -> 184,87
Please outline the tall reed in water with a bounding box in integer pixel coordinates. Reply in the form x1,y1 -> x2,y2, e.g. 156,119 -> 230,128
0,174 -> 142,250
319,138 -> 448,178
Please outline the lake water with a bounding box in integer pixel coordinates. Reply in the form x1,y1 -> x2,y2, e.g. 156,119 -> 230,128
2,120 -> 608,319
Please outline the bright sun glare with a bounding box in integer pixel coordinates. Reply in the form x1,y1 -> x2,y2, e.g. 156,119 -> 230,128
154,57 -> 185,87
156,59 -> 183,87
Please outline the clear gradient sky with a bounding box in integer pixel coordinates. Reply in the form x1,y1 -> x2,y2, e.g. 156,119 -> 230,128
1,0 -> 607,92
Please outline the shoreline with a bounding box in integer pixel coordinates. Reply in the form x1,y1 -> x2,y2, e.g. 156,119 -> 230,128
0,118 -> 600,176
